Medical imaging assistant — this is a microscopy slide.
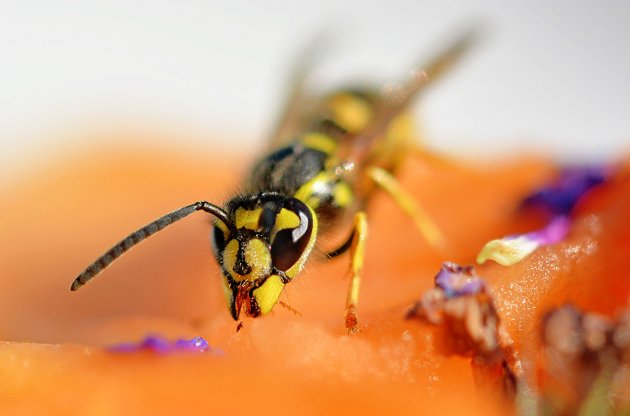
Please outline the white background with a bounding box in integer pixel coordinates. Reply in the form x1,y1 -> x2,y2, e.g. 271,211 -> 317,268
1,1 -> 628,181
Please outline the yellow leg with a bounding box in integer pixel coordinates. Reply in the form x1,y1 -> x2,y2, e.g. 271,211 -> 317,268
344,211 -> 368,334
367,166 -> 446,250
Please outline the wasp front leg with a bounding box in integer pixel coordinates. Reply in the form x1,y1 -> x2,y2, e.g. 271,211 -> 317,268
341,211 -> 368,334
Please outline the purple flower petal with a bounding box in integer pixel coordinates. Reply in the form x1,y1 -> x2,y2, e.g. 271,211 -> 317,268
523,165 -> 610,216
108,335 -> 213,354
174,336 -> 210,352
477,216 -> 571,266
435,262 -> 486,297
520,215 -> 571,246
477,165 -> 611,266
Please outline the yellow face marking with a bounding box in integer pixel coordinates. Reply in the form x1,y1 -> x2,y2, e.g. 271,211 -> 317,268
214,218 -> 230,239
285,204 -> 318,279
252,275 -> 285,316
235,207 -> 263,230
327,93 -> 373,133
221,275 -> 233,311
244,239 -> 272,280
301,132 -> 337,155
222,238 -> 271,283
222,239 -> 240,281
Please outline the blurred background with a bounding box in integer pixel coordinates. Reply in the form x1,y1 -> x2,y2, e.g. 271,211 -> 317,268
1,0 -> 629,184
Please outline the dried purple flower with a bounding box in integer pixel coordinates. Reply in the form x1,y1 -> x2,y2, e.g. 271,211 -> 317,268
407,263 -> 520,400
108,335 -> 213,354
435,262 -> 486,297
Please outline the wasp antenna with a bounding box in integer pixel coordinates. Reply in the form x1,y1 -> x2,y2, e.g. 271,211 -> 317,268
70,201 -> 231,291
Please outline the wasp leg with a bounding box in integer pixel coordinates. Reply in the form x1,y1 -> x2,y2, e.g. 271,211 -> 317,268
367,166 -> 445,251
343,211 -> 368,334
326,229 -> 354,258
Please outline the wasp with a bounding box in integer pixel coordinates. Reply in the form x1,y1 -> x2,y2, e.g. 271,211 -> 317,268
71,32 -> 473,332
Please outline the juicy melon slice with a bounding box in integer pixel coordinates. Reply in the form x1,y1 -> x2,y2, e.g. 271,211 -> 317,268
0,144 -> 627,415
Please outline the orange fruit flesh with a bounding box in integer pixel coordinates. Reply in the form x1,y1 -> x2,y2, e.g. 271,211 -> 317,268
0,140 -> 627,414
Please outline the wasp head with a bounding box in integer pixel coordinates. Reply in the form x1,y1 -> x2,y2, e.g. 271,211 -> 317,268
211,193 -> 317,320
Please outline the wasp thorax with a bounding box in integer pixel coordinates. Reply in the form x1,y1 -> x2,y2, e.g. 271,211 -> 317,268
212,194 -> 317,320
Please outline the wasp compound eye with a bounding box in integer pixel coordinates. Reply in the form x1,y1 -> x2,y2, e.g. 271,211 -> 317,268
270,198 -> 314,272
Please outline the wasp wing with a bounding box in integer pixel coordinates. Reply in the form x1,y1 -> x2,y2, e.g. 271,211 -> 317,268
267,34 -> 332,149
343,28 -> 479,168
